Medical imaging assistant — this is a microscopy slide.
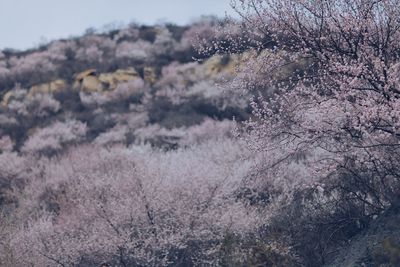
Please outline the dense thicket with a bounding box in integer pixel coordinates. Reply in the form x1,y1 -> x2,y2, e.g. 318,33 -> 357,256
1,1 -> 400,266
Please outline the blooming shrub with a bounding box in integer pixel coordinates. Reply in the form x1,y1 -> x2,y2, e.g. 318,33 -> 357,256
93,125 -> 128,146
5,139 -> 264,266
116,40 -> 153,61
0,135 -> 13,153
22,120 -> 87,154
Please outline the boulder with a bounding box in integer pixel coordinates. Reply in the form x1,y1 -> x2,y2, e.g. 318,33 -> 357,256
73,69 -> 103,92
80,76 -> 103,92
75,69 -> 97,81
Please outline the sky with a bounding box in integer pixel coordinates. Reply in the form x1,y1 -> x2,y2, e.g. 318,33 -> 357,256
0,0 -> 236,50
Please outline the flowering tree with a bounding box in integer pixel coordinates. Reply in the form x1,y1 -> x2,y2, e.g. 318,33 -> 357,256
0,135 -> 13,152
228,0 -> 400,207
76,44 -> 104,62
207,0 -> 400,263
116,40 -> 153,61
155,61 -> 203,104
7,140 -> 263,266
152,27 -> 177,56
113,27 -> 140,43
93,125 -> 128,146
22,120 -> 87,155
0,59 -> 10,79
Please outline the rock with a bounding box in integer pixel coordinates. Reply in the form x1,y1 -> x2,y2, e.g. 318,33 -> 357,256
75,69 -> 97,81
143,66 -> 157,84
73,69 -> 103,92
1,91 -> 15,107
80,76 -> 103,92
73,68 -> 141,92
49,80 -> 67,92
28,79 -> 67,98
1,89 -> 27,107
202,55 -> 238,77
98,68 -> 140,90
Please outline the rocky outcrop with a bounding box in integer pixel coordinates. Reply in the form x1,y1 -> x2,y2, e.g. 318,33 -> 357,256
143,66 -> 157,84
202,55 -> 240,77
1,89 -> 26,107
75,69 -> 97,81
2,90 -> 16,107
73,68 -> 141,92
1,54 -> 245,108
98,68 -> 140,90
73,69 -> 103,92
27,79 -> 67,98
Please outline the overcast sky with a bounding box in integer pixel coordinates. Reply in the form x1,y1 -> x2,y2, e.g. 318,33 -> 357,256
0,0 -> 235,50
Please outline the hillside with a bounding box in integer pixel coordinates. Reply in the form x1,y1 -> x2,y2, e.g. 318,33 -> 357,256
0,20 -> 250,154
1,2 -> 400,267
0,20 -> 261,267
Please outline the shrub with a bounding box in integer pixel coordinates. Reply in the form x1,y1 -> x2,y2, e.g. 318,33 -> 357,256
21,120 -> 87,155
7,139 -> 261,266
